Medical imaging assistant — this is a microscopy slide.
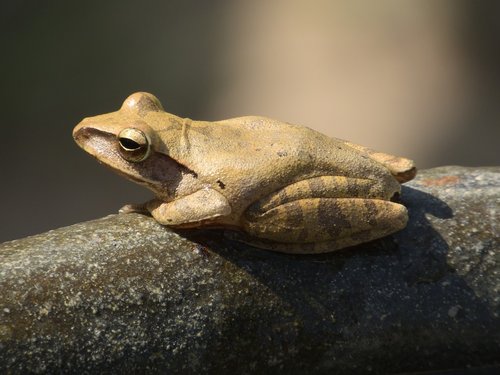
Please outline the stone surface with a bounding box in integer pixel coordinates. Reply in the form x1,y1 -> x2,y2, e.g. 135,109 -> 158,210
0,166 -> 498,374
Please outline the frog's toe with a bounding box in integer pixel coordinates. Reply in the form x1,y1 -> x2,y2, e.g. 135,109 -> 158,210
118,203 -> 149,215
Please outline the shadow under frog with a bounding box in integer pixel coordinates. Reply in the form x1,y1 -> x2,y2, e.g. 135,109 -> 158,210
178,187 -> 499,372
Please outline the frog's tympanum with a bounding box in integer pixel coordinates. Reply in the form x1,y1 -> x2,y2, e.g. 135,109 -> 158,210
73,92 -> 416,254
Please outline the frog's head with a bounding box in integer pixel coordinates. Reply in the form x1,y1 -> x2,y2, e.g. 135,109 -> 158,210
73,92 -> 186,200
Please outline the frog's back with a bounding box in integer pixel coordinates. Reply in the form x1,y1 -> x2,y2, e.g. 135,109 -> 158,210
214,115 -> 393,183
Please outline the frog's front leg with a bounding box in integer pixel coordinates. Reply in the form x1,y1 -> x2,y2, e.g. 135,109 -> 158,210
146,188 -> 231,226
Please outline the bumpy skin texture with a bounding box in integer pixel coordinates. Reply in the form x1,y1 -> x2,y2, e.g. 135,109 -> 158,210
73,92 -> 416,253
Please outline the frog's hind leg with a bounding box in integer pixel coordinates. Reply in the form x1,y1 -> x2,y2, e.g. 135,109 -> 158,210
234,197 -> 408,254
342,141 -> 416,183
251,175 -> 400,214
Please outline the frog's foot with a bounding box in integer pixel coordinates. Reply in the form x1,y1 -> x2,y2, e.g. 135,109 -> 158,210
118,202 -> 150,215
239,197 -> 408,254
342,141 -> 416,183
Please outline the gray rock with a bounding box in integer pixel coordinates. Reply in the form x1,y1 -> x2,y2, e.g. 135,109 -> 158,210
0,166 -> 498,374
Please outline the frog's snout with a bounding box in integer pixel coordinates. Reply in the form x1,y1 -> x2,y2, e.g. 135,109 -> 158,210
72,118 -> 111,156
72,118 -> 93,143
72,120 -> 88,147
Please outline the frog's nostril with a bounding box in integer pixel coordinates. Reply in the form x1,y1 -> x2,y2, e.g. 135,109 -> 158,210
73,125 -> 84,139
73,125 -> 90,145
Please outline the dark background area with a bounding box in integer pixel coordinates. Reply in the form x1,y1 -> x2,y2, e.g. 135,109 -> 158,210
1,0 -> 499,242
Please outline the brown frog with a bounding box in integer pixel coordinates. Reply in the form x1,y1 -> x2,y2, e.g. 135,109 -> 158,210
73,92 -> 416,253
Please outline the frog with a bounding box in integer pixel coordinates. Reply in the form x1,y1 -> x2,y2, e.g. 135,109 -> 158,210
73,92 -> 416,254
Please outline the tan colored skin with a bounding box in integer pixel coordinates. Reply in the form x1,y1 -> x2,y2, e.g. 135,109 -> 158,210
73,92 -> 416,254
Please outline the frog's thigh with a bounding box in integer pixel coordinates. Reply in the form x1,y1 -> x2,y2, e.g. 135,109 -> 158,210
147,189 -> 231,226
243,197 -> 407,245
253,176 -> 391,214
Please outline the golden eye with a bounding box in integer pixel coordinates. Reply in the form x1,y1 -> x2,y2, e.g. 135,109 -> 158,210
117,128 -> 150,162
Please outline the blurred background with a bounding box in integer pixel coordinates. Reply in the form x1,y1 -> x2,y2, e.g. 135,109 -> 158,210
1,0 -> 499,242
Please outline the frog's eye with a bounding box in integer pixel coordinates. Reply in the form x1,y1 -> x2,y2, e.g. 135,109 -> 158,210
118,128 -> 150,162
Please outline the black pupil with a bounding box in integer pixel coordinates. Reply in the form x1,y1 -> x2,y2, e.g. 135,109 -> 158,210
119,138 -> 141,150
